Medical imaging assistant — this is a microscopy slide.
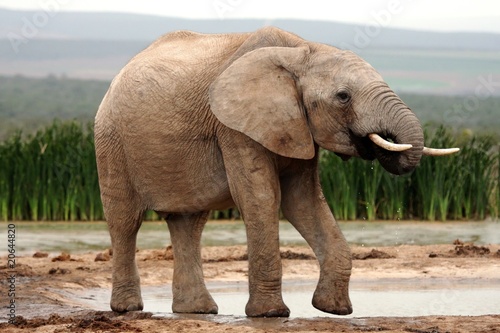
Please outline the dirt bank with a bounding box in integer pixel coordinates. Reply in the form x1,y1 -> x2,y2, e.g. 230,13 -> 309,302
1,242 -> 499,333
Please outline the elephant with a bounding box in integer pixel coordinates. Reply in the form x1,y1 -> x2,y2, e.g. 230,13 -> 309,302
94,26 -> 457,317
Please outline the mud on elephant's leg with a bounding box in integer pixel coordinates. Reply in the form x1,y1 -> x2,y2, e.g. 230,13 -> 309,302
280,163 -> 353,315
166,212 -> 218,314
108,212 -> 144,313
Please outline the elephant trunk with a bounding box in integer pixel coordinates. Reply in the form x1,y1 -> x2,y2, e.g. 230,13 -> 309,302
373,107 -> 424,175
352,83 -> 425,175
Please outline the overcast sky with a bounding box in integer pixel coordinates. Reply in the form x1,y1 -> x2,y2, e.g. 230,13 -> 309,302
1,0 -> 500,33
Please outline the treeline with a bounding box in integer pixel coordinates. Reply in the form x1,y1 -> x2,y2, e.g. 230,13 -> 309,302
0,75 -> 109,140
0,121 -> 499,221
2,75 -> 500,141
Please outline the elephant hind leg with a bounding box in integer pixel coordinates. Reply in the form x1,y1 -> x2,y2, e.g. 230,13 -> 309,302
107,205 -> 145,313
96,129 -> 145,312
166,212 -> 218,314
104,182 -> 145,312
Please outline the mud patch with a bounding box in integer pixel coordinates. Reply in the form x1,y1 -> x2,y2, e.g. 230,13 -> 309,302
33,251 -> 49,258
205,249 -> 317,262
0,263 -> 36,278
205,253 -> 248,263
66,313 -> 139,333
143,247 -> 316,262
52,252 -> 72,262
353,249 -> 395,260
429,240 -> 495,258
280,250 -> 315,260
49,267 -> 71,275
94,252 -> 111,262
404,326 -> 441,333
142,247 -> 173,261
3,311 -> 500,333
3,311 -> 153,332
9,314 -> 71,329
452,239 -> 490,257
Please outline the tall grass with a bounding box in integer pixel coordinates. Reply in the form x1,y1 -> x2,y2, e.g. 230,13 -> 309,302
378,172 -> 409,220
0,121 -> 102,221
0,122 -> 498,221
320,151 -> 358,220
320,126 -> 499,221
413,127 -> 458,221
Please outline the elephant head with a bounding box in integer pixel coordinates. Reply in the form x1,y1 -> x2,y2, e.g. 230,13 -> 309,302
209,44 -> 458,175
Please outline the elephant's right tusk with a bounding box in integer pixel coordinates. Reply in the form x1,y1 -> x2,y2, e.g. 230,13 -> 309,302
368,133 -> 413,152
422,147 -> 460,156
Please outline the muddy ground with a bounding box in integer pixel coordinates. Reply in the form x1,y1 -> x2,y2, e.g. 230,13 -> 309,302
1,241 -> 499,333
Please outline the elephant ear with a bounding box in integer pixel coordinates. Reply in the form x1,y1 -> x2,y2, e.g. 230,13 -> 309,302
209,46 -> 315,160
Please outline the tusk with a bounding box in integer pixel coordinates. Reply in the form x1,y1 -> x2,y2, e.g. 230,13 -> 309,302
422,147 -> 460,156
368,133 -> 413,152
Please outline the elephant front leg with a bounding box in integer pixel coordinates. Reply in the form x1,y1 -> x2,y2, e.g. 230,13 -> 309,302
280,164 -> 353,316
244,215 -> 290,317
166,212 -> 218,314
221,142 -> 289,317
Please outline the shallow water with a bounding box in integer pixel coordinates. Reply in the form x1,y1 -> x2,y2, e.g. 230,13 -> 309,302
70,278 -> 500,318
8,220 -> 500,255
5,221 -> 499,320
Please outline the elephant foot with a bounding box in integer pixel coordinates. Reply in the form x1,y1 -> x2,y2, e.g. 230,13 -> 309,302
245,297 -> 290,317
172,293 -> 218,314
312,280 -> 352,315
110,294 -> 144,313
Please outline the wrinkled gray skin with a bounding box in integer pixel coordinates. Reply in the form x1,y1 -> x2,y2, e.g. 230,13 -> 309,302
95,27 -> 424,317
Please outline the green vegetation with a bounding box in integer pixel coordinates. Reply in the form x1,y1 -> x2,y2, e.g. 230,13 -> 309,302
320,127 -> 500,221
0,121 -> 102,221
1,75 -> 500,141
0,122 -> 498,221
0,75 -> 109,140
401,94 -> 500,138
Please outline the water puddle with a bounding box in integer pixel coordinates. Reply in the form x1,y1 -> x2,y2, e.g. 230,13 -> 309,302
69,279 -> 500,318
10,221 -> 500,256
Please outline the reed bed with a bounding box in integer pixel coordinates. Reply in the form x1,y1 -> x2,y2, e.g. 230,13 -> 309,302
0,122 -> 498,221
320,126 -> 500,221
0,121 -> 102,221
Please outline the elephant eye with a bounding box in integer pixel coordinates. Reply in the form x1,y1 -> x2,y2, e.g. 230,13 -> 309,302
336,91 -> 351,104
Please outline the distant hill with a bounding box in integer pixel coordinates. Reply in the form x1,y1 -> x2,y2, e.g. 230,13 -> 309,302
2,9 -> 500,50
0,9 -> 500,95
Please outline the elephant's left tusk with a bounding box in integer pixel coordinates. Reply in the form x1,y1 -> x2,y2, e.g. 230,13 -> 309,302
368,133 -> 413,152
422,147 -> 460,156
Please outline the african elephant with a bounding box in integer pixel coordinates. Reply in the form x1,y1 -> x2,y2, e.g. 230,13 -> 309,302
94,27 -> 457,317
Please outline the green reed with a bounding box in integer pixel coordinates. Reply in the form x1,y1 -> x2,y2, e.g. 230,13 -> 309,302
377,172 -> 409,220
320,126 -> 499,221
0,122 -> 498,221
0,121 -> 103,221
413,127 -> 458,221
361,161 -> 383,221
319,150 -> 360,220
